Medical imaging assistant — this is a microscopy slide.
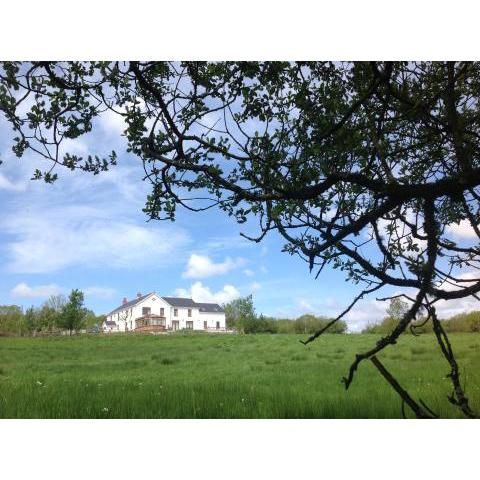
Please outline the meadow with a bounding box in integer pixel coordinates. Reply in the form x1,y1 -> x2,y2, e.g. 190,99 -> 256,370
0,332 -> 479,418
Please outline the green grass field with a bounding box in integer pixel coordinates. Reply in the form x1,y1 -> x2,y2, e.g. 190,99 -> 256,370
0,332 -> 479,418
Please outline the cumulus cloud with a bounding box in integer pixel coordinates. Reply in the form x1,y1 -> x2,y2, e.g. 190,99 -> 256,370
0,173 -> 26,192
343,299 -> 389,332
11,282 -> 62,299
2,205 -> 190,274
432,270 -> 480,318
297,298 -> 314,313
174,281 -> 241,304
182,254 -> 244,279
446,219 -> 478,239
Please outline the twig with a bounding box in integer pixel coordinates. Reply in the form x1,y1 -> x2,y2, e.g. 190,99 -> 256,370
370,356 -> 432,419
300,283 -> 385,345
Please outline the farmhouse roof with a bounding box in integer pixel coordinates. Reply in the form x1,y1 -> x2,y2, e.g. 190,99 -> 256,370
161,298 -> 223,312
161,297 -> 197,308
195,302 -> 225,313
108,292 -> 154,315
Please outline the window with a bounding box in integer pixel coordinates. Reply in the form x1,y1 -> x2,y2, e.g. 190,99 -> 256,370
188,309 -> 192,317
142,307 -> 151,316
174,308 -> 178,317
203,321 -> 207,330
160,307 -> 164,316
186,321 -> 193,330
216,321 -> 220,330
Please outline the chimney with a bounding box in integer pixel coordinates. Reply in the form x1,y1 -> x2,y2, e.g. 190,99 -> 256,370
137,292 -> 142,299
122,297 -> 128,305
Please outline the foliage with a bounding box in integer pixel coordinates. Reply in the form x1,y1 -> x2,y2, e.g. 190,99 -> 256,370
386,298 -> 409,321
223,296 -> 346,334
294,314 -> 347,334
0,292 -> 104,336
58,289 -> 87,335
23,306 -> 42,335
443,311 -> 480,333
363,305 -> 480,334
223,295 -> 256,332
0,305 -> 25,336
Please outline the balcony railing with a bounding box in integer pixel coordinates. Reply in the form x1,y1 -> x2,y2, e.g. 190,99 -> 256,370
135,315 -> 166,330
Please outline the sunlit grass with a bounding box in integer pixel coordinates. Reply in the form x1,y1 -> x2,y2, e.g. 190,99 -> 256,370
0,333 -> 479,418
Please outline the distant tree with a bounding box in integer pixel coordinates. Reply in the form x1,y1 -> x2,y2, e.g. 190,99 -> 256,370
45,294 -> 66,313
444,310 -> 480,333
386,298 -> 410,321
24,306 -> 42,336
82,310 -> 105,332
58,289 -> 87,335
0,305 -> 24,336
93,314 -> 107,332
295,314 -> 346,334
223,295 -> 257,333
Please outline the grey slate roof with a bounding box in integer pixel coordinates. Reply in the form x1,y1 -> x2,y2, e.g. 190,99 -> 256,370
161,297 -> 197,308
163,297 -> 223,312
195,302 -> 225,313
108,292 -> 153,315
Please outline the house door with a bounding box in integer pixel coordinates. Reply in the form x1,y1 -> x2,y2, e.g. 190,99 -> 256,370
172,320 -> 179,331
204,321 -> 207,330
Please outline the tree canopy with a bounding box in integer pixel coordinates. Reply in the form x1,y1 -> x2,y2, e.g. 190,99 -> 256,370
57,289 -> 87,335
1,61 -> 479,417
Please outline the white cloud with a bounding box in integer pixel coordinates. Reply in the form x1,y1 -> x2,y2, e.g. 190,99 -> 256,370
84,286 -> 117,300
243,269 -> 255,277
298,298 -> 314,313
2,205 -> 190,274
432,270 -> 480,318
446,219 -> 478,239
0,173 -> 26,192
182,254 -> 244,279
344,299 -> 389,332
174,281 -> 240,304
11,282 -> 62,299
250,281 -> 261,292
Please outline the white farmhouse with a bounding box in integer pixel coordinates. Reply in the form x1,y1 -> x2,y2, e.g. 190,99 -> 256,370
103,292 -> 226,333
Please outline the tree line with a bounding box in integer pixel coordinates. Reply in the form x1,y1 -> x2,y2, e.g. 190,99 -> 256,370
0,289 -> 105,336
224,295 -> 347,334
362,298 -> 480,334
225,296 -> 480,335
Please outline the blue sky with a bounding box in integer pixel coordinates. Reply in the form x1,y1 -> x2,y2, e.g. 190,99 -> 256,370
0,108 -> 478,331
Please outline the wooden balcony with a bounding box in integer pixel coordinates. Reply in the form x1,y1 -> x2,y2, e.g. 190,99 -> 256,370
135,315 -> 166,333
